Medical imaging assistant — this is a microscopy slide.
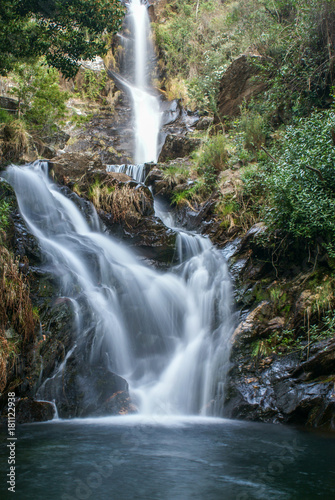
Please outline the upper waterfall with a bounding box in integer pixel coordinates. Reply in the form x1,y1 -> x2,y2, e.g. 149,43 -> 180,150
117,0 -> 162,163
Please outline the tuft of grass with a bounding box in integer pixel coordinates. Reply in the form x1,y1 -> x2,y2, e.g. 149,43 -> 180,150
0,336 -> 19,393
0,119 -> 32,156
162,164 -> 189,187
88,180 -> 144,223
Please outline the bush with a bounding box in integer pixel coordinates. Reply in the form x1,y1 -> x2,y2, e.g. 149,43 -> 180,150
239,105 -> 266,151
10,60 -> 69,134
0,200 -> 10,235
264,110 -> 335,254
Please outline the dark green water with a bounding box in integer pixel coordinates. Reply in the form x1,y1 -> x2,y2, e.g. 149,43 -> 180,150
1,416 -> 334,500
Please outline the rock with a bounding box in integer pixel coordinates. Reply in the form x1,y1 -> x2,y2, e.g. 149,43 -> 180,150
0,96 -> 18,114
158,134 -> 201,162
16,398 -> 55,423
48,152 -> 105,185
292,339 -> 335,380
145,167 -> 164,186
64,94 -> 134,164
42,127 -> 70,149
41,357 -> 134,418
93,390 -> 137,416
196,116 -> 214,130
100,212 -> 177,264
231,301 -> 272,345
215,54 -> 269,120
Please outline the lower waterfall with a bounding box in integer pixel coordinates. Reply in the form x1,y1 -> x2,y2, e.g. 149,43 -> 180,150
4,161 -> 234,417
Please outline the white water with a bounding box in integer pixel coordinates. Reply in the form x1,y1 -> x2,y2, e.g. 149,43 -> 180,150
2,0 -> 234,417
117,0 -> 162,164
106,163 -> 146,183
4,162 -> 233,416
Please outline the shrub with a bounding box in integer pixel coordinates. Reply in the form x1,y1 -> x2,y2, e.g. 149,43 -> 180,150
0,109 -> 12,124
239,105 -> 266,151
10,60 -> 69,134
263,110 -> 335,254
0,200 -> 10,236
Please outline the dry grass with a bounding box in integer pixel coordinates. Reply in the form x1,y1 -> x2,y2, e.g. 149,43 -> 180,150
0,247 -> 36,342
0,119 -> 33,162
164,78 -> 191,108
0,246 -> 37,392
0,336 -> 18,393
88,182 -> 143,223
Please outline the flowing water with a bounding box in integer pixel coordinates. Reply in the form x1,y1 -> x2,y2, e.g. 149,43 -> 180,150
4,161 -> 233,416
116,0 -> 162,163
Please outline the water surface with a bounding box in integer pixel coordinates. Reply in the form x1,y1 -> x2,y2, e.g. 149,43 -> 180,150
1,416 -> 334,500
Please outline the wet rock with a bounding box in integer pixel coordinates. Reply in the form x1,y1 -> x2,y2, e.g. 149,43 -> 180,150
64,94 -> 134,164
41,357 -> 134,418
292,339 -> 335,380
16,398 -> 55,423
224,310 -> 335,430
215,54 -> 269,121
100,212 -> 177,264
231,301 -> 272,344
158,134 -> 201,162
145,167 -> 164,186
93,390 -> 137,416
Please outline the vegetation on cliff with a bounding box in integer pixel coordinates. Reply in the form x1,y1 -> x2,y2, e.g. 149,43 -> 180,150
0,0 -> 125,78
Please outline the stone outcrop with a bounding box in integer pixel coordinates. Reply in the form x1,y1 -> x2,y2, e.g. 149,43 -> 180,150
158,134 -> 201,162
215,54 -> 269,120
220,224 -> 335,431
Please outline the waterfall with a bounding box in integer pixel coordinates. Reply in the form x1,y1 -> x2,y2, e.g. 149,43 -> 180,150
4,162 -> 234,416
2,0 -> 235,418
116,0 -> 162,164
106,163 -> 146,183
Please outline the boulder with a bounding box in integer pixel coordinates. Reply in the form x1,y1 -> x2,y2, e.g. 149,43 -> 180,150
16,398 -> 55,423
0,96 -> 18,114
48,152 -> 105,186
40,357 -> 135,418
215,54 -> 269,120
158,134 -> 201,162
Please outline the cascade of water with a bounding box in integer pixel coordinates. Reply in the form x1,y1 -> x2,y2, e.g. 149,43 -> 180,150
106,163 -> 146,183
117,0 -> 162,164
4,162 -> 234,416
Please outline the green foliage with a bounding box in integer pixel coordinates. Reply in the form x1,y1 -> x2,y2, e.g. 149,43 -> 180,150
155,0 -> 335,115
251,339 -> 271,358
153,0 -> 230,112
239,105 -> 267,151
0,0 -> 125,78
171,179 -> 207,206
78,69 -> 108,101
0,109 -> 12,124
263,110 -> 335,253
197,134 -> 229,190
0,200 -> 10,234
162,164 -> 189,187
10,60 -> 69,133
